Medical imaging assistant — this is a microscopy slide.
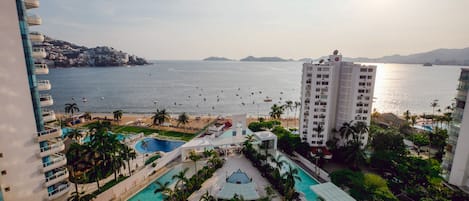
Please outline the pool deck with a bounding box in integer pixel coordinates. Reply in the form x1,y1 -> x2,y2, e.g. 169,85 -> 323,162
188,153 -> 282,201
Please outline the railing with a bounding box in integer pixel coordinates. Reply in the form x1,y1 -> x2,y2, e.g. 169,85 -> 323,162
27,15 -> 42,25
24,0 -> 40,9
29,32 -> 44,42
48,182 -> 69,197
45,168 -> 68,183
37,127 -> 61,138
37,80 -> 51,91
35,63 -> 49,74
42,153 -> 66,168
40,141 -> 64,153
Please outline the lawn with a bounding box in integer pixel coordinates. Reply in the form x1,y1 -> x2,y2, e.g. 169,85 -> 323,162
112,125 -> 196,141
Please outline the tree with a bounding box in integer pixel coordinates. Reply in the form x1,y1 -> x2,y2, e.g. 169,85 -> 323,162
283,100 -> 294,128
282,164 -> 301,200
271,155 -> 286,180
151,109 -> 170,126
120,144 -> 136,176
269,104 -> 284,120
172,168 -> 189,191
177,112 -> 189,129
66,143 -> 85,195
410,115 -> 418,126
67,128 -> 83,142
293,101 -> 301,119
339,121 -> 356,144
113,110 -> 123,122
199,191 -> 216,201
413,133 -> 430,155
188,151 -> 202,180
403,110 -> 411,122
65,103 -> 80,116
154,181 -> 173,197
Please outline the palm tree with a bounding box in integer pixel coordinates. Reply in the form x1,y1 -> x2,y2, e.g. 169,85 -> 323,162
410,115 -> 418,126
339,121 -> 355,145
271,155 -> 286,180
113,110 -> 123,123
172,168 -> 189,190
282,164 -> 301,196
177,112 -> 189,130
65,103 -> 80,117
189,150 -> 202,180
67,128 -> 83,142
344,139 -> 366,170
284,100 -> 294,128
403,110 -> 411,122
67,191 -> 96,201
199,191 -> 216,201
353,121 -> 369,143
154,181 -> 173,197
151,109 -> 170,126
269,104 -> 284,120
202,148 -> 214,158
120,145 -> 136,176
66,143 -> 85,195
243,135 -> 255,152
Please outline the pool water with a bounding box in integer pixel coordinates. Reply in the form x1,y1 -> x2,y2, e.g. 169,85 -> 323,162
128,166 -> 182,201
279,153 -> 319,201
135,138 -> 184,154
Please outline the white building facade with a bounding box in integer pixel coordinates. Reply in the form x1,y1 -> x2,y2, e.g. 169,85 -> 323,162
0,1 -> 69,200
442,68 -> 469,188
299,50 -> 376,147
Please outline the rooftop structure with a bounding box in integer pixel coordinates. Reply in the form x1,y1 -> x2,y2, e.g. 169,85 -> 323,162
310,182 -> 356,201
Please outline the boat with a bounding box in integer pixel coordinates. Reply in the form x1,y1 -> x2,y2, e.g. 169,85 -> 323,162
423,62 -> 433,66
264,97 -> 272,102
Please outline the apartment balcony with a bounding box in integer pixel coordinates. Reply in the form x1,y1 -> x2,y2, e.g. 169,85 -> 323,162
47,182 -> 70,200
27,15 -> 42,26
37,126 -> 62,142
44,168 -> 69,188
30,32 -> 44,43
42,153 -> 67,173
32,47 -> 47,59
24,0 -> 40,9
42,109 -> 56,122
37,80 -> 51,91
40,94 -> 53,107
38,140 -> 64,158
35,63 -> 49,74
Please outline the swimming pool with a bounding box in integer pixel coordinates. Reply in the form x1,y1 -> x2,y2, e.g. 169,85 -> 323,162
278,153 -> 319,201
127,166 -> 182,201
134,138 -> 185,154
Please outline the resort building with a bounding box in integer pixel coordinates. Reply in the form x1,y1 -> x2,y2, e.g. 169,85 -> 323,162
0,0 -> 69,200
299,50 -> 377,148
442,68 -> 469,189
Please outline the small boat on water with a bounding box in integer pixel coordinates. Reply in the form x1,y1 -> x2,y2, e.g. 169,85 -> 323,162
423,62 -> 433,66
82,97 -> 88,102
264,96 -> 272,102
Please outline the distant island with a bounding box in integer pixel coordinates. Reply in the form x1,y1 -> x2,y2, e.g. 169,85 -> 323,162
203,56 -> 233,61
240,56 -> 293,62
40,36 -> 150,67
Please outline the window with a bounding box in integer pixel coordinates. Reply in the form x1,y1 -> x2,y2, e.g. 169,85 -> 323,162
367,82 -> 372,86
318,140 -> 324,144
368,68 -> 373,72
4,187 -> 10,192
358,89 -> 365,93
367,75 -> 372,79
316,81 -> 321,85
316,88 -> 320,92
364,103 -> 369,107
313,121 -> 318,125
359,82 -> 365,86
317,74 -> 321,78
314,102 -> 319,105
322,81 -> 329,85
307,73 -> 312,77
318,135 -> 324,138
360,75 -> 366,79
363,117 -> 367,120
313,115 -> 318,118
1,170 -> 6,175
312,135 -> 317,138
0,153 -> 2,158
311,141 -> 316,144
318,67 -> 322,71
323,67 -> 329,71
360,68 -> 367,72
323,74 -> 329,78
306,79 -> 311,84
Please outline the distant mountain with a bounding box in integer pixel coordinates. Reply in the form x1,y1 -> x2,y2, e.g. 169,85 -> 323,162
346,47 -> 469,66
203,56 -> 233,61
39,36 -> 149,67
240,56 -> 291,62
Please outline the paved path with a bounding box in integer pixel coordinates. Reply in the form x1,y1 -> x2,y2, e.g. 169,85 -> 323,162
188,154 -> 282,201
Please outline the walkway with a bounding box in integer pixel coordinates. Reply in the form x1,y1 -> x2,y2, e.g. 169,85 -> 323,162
188,154 -> 282,201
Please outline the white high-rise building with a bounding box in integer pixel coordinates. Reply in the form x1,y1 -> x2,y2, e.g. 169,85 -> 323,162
299,50 -> 377,148
442,68 -> 469,189
0,0 -> 70,200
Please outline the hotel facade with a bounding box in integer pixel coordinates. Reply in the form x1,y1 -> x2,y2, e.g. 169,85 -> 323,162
299,50 -> 376,148
442,68 -> 469,189
0,0 -> 69,200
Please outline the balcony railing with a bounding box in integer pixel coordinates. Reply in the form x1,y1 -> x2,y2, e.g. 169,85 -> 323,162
29,32 -> 44,43
37,80 -> 51,91
36,126 -> 62,142
39,140 -> 64,158
42,109 -> 56,122
42,153 -> 67,173
47,182 -> 70,200
40,94 -> 53,107
32,47 -> 47,59
44,168 -> 69,187
27,15 -> 42,26
35,63 -> 49,74
24,0 -> 40,9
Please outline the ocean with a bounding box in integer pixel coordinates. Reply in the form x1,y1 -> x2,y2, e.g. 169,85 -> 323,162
41,61 -> 463,117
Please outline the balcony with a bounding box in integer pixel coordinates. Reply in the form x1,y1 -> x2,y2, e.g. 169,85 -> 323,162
30,32 -> 44,43
42,153 -> 67,173
24,0 -> 40,9
32,47 -> 47,59
35,63 -> 49,74
47,182 -> 70,200
39,140 -> 64,158
37,80 -> 51,91
42,109 -> 56,122
44,168 -> 69,187
40,94 -> 53,107
37,126 -> 62,142
27,15 -> 42,26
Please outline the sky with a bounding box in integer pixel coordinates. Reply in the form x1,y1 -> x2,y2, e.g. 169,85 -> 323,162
33,0 -> 469,60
